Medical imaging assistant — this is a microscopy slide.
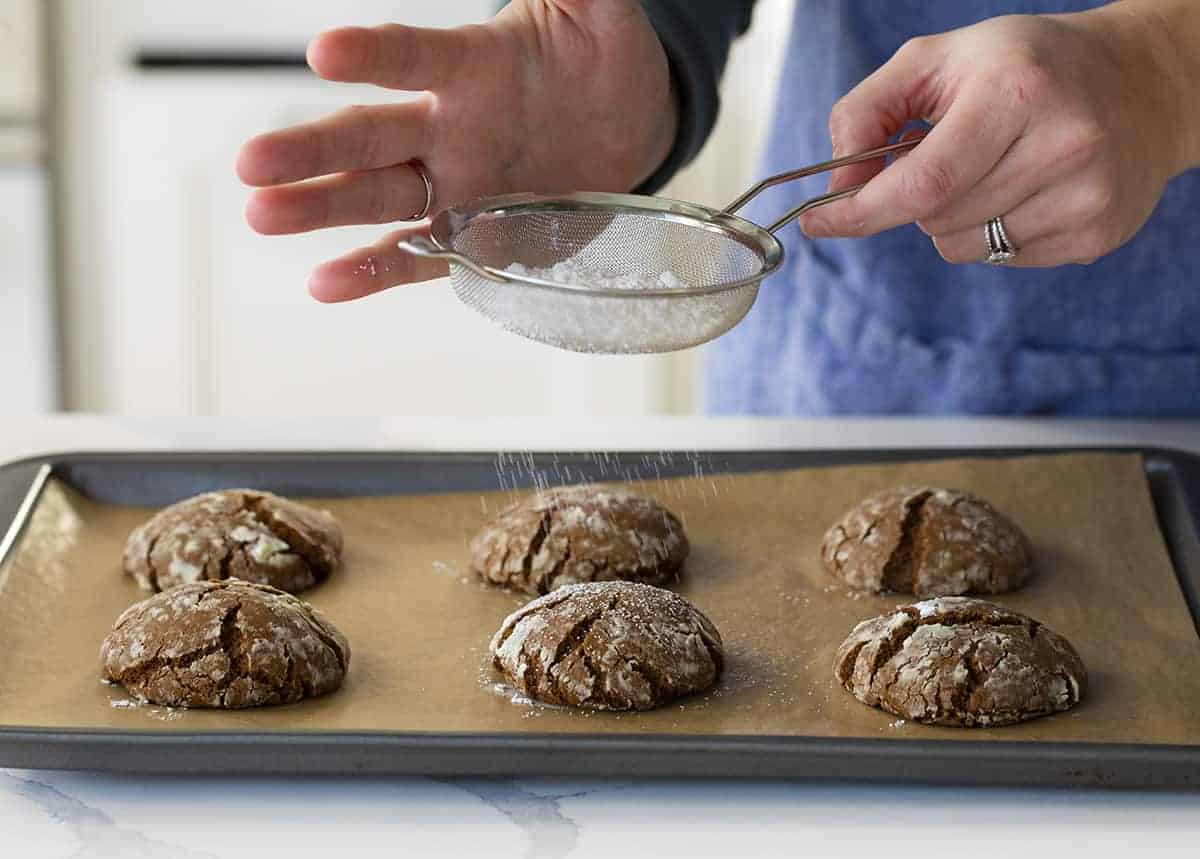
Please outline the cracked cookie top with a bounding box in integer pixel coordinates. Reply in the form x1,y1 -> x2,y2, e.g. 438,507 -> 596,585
489,581 -> 723,711
834,597 -> 1086,727
100,578 -> 350,709
470,486 -> 688,595
821,486 -> 1030,596
123,489 -> 343,594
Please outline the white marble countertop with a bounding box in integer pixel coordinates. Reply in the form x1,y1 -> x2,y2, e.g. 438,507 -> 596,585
3,416 -> 1200,858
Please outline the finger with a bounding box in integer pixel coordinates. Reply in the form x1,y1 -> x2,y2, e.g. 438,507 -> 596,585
991,229 -> 1120,268
245,163 -> 431,235
929,176 -> 1103,266
307,23 -> 480,92
931,191 -> 1050,265
804,81 -> 1029,238
819,38 -> 940,195
934,228 -> 1115,268
308,226 -> 448,303
892,127 -> 928,162
825,128 -> 929,198
236,100 -> 432,187
915,129 -> 1089,237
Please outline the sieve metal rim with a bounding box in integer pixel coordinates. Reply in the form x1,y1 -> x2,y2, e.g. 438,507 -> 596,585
401,140 -> 921,302
423,191 -> 784,299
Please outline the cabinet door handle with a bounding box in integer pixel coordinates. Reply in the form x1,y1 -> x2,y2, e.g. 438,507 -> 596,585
134,50 -> 308,70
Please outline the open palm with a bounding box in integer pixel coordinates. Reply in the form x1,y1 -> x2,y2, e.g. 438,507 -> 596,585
236,0 -> 677,302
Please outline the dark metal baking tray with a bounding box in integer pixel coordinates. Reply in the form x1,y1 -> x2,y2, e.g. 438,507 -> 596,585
1,446 -> 1199,787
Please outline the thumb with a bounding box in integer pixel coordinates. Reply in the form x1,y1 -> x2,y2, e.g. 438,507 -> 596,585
822,37 -> 945,194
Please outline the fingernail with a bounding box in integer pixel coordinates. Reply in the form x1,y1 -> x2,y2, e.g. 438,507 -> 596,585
803,216 -> 831,237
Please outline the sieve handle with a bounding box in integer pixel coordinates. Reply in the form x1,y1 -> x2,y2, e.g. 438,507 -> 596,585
722,138 -> 920,235
396,235 -> 516,284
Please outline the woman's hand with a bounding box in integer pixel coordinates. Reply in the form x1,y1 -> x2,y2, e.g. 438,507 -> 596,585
236,1 -> 677,302
799,4 -> 1198,267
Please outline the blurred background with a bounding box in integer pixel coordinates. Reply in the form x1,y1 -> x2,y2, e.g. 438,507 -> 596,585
1,0 -> 793,416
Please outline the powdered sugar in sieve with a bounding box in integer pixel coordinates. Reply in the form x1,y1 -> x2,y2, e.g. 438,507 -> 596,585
503,261 -> 690,292
399,140 -> 922,353
453,258 -> 754,354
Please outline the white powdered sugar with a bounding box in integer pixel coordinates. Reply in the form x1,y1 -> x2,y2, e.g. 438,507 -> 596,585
504,261 -> 690,292
455,259 -> 755,354
229,524 -> 292,565
167,556 -> 205,584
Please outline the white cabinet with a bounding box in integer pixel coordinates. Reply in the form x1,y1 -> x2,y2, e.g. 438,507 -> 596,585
0,0 -> 54,413
0,0 -> 41,121
0,165 -> 55,413
99,75 -> 682,415
111,0 -> 492,49
58,0 -> 793,416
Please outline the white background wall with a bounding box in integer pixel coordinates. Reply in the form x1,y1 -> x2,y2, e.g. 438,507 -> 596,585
50,0 -> 794,416
0,0 -> 55,413
0,0 -> 42,119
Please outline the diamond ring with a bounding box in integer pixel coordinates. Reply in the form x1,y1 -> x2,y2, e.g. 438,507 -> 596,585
984,216 -> 1018,265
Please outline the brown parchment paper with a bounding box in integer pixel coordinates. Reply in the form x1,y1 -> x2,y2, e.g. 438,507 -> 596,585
2,452 -> 1199,745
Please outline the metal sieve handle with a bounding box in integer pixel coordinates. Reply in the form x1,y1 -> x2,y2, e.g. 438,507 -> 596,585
396,235 -> 515,284
723,138 -> 921,234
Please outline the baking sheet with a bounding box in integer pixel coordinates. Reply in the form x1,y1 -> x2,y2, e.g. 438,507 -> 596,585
1,451 -> 1197,746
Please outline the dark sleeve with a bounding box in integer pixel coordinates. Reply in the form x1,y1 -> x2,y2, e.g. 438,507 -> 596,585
637,0 -> 758,193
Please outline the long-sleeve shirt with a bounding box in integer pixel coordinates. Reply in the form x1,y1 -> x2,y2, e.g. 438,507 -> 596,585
637,1 -> 756,193
643,0 -> 1200,415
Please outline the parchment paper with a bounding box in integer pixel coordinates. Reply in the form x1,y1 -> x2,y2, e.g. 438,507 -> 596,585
2,452 -> 1198,744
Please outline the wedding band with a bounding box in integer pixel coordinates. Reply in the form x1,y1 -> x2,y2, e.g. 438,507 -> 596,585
407,160 -> 434,221
984,216 -> 1018,265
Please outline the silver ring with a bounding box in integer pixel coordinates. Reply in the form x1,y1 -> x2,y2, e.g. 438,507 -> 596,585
984,216 -> 1018,265
407,160 -> 434,221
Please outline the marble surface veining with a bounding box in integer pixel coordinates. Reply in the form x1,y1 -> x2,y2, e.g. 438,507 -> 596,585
4,770 -> 1200,858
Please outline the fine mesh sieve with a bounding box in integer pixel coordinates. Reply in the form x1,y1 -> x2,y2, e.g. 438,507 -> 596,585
399,139 -> 918,354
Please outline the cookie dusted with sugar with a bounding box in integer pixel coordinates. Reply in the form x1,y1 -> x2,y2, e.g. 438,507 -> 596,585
100,579 -> 350,709
489,581 -> 723,711
821,486 -> 1030,596
834,597 -> 1086,727
123,489 -> 342,594
471,486 -> 688,595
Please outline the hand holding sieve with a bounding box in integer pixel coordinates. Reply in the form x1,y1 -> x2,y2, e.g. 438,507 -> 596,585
398,139 -> 919,354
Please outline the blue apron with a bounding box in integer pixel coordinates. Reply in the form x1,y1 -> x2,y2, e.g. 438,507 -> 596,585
703,0 -> 1200,415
